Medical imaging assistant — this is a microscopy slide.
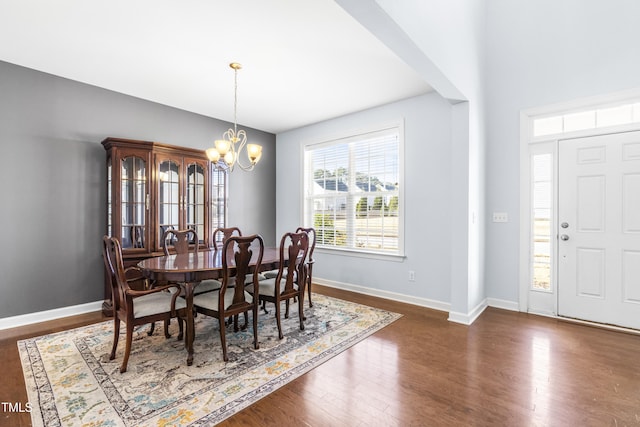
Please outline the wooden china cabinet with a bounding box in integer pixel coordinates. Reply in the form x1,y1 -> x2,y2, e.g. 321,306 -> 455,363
101,137 -> 213,315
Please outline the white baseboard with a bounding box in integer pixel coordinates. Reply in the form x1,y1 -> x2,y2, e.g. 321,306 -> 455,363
487,297 -> 520,312
448,299 -> 488,325
0,301 -> 103,331
315,278 -> 522,326
314,278 -> 451,313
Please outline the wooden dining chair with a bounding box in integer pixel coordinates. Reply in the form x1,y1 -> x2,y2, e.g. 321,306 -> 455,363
213,227 -> 266,286
154,228 -> 221,335
192,234 -> 264,361
161,228 -> 199,256
211,226 -> 263,327
295,227 -> 316,307
247,231 -> 309,340
102,236 -> 186,373
263,227 -> 316,308
160,228 -> 219,293
212,226 -> 242,250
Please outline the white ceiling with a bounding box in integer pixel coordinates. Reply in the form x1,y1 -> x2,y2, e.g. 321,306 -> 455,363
0,0 -> 432,134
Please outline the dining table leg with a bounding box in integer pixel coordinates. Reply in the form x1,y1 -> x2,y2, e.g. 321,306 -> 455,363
183,282 -> 195,366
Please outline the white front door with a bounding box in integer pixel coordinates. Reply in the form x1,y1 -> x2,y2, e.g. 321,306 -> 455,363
558,131 -> 640,329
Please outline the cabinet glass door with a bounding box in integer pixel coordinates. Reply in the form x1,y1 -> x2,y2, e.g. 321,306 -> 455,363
121,156 -> 147,249
186,161 -> 206,244
158,159 -> 180,244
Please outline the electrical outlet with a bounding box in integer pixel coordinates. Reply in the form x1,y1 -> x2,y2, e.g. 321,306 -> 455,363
408,270 -> 416,282
493,212 -> 508,223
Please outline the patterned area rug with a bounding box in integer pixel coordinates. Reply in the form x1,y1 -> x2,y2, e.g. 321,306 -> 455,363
19,294 -> 401,426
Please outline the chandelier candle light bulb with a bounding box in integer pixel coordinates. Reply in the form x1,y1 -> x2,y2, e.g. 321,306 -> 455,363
207,62 -> 262,172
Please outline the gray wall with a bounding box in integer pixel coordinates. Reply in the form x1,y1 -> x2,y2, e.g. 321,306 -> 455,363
0,60 -> 276,318
484,0 -> 640,302
276,92 -> 454,305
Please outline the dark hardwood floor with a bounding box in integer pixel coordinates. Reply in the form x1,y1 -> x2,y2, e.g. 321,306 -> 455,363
2,284 -> 640,426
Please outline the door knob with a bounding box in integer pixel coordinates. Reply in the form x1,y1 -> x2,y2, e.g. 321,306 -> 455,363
560,234 -> 570,241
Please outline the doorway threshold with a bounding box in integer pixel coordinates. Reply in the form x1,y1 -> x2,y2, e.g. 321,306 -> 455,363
557,315 -> 640,336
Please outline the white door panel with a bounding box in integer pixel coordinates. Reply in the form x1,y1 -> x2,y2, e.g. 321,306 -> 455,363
558,132 -> 640,329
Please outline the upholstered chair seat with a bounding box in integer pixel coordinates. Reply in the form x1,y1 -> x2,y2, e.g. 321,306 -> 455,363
133,292 -> 187,319
192,289 -> 254,312
246,278 -> 298,300
194,279 -> 222,293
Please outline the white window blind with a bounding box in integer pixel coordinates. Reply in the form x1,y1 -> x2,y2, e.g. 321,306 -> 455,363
304,125 -> 402,255
210,168 -> 227,230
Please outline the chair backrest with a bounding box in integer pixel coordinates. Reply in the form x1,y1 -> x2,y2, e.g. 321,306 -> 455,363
131,225 -> 144,248
212,227 -> 242,250
220,234 -> 264,304
162,228 -> 199,256
275,231 -> 309,294
295,227 -> 316,261
102,235 -> 129,314
213,227 -> 242,261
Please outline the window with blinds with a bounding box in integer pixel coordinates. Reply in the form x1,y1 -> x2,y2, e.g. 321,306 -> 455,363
304,124 -> 403,256
211,168 -> 227,230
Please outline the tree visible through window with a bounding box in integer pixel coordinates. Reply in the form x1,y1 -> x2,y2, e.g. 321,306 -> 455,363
304,125 -> 402,255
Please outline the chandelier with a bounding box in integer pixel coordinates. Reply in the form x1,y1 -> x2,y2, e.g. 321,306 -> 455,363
206,62 -> 262,171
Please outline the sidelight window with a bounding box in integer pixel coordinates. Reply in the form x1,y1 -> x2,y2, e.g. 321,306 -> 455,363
531,153 -> 552,291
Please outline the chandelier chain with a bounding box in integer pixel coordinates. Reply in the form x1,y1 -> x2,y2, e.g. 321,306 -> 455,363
233,66 -> 238,135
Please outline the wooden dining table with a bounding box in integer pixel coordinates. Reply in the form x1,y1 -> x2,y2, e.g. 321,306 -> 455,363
137,247 -> 281,366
